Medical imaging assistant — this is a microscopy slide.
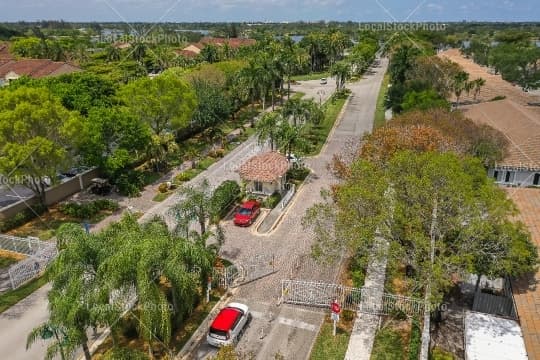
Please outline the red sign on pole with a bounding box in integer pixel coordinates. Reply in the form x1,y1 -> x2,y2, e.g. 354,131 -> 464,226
331,300 -> 341,314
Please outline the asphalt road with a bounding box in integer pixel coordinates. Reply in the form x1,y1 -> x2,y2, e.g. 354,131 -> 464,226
189,59 -> 389,360
0,62 -> 388,359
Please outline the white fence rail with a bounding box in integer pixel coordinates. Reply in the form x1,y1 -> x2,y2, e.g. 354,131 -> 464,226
0,234 -> 50,256
8,243 -> 57,289
281,183 -> 296,209
281,279 -> 424,317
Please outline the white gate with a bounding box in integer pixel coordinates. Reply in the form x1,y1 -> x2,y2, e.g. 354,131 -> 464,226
8,243 -> 57,289
281,279 -> 424,317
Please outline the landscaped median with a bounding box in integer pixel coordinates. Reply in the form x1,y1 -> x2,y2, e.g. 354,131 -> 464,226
373,73 -> 390,130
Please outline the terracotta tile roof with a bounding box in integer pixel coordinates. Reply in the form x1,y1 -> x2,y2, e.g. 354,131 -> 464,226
462,99 -> 540,171
0,59 -> 81,79
174,49 -> 199,58
239,152 -> 289,182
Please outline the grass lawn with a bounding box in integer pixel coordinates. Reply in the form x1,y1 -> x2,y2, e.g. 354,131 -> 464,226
373,73 -> 390,130
0,275 -> 48,314
152,191 -> 172,202
370,323 -> 408,360
292,71 -> 330,82
291,91 -> 306,100
310,315 -> 354,360
303,96 -> 348,156
0,251 -> 23,269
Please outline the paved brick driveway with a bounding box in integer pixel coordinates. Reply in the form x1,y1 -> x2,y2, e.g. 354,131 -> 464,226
506,188 -> 540,359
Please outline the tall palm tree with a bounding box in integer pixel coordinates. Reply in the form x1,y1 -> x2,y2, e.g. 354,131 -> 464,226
330,61 -> 352,91
256,112 -> 282,151
131,42 -> 147,64
453,71 -> 470,107
106,45 -> 122,62
277,121 -> 307,157
473,78 -> 486,101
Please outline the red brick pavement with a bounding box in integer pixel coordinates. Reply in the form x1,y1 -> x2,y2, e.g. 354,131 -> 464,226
506,188 -> 540,360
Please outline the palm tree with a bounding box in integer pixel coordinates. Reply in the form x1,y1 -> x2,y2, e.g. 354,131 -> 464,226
106,45 -> 122,62
256,112 -> 282,151
473,78 -> 486,101
282,98 -> 323,127
453,71 -> 470,107
277,121 -> 307,157
330,61 -> 351,91
27,321 -> 77,360
171,178 -> 214,236
131,42 -> 147,64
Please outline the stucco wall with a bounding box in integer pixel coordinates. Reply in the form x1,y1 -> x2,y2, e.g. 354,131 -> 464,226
489,168 -> 540,187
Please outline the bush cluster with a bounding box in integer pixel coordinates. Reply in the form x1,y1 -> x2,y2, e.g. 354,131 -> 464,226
59,199 -> 119,220
210,180 -> 240,221
408,318 -> 422,360
0,204 -> 47,232
262,192 -> 282,209
115,170 -> 145,197
287,167 -> 310,182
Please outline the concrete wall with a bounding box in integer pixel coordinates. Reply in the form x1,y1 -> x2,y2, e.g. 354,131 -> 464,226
489,168 -> 540,187
0,168 -> 100,221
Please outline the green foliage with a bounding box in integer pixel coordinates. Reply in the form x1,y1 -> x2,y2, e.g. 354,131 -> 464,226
210,180 -> 241,221
401,90 -> 451,112
408,319 -> 422,360
115,170 -> 146,197
0,276 -> 48,315
309,319 -> 351,360
0,86 -> 83,202
0,204 -> 47,232
371,327 -> 405,360
190,79 -> 233,130
174,169 -> 201,183
374,73 -> 390,130
287,167 -> 310,182
430,347 -> 454,360
102,347 -> 149,360
262,192 -> 282,209
349,253 -> 369,288
197,157 -> 217,171
58,199 -> 119,220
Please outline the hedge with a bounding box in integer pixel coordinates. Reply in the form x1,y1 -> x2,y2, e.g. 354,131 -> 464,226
210,180 -> 240,221
0,204 -> 48,232
59,199 -> 119,220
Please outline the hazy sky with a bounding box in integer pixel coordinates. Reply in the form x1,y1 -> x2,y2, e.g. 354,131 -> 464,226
1,0 -> 539,22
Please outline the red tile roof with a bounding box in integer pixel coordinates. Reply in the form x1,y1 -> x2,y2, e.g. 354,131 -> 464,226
200,37 -> 256,49
0,59 -> 81,79
239,152 -> 289,182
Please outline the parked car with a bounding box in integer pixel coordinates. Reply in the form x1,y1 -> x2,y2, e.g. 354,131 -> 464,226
320,78 -> 327,85
207,302 -> 250,347
234,200 -> 261,226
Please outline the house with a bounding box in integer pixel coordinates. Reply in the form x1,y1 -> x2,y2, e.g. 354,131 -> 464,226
462,99 -> 540,187
0,59 -> 81,86
175,37 -> 255,58
239,152 -> 289,196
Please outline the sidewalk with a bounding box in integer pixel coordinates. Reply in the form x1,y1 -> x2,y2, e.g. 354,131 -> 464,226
345,237 -> 389,360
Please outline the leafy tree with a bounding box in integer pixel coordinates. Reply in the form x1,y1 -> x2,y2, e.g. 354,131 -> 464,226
0,87 -> 82,204
401,90 -> 451,112
277,121 -> 307,157
452,71 -> 470,107
118,73 -> 197,166
190,79 -> 233,130
200,44 -> 221,64
171,178 -> 214,238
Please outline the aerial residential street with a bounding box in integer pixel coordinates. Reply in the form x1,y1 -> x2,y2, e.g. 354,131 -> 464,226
189,58 -> 388,360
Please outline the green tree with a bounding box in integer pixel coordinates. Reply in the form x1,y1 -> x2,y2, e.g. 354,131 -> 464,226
401,90 -> 450,112
0,87 -> 82,204
256,112 -> 282,151
171,178 -> 214,238
330,60 -> 351,91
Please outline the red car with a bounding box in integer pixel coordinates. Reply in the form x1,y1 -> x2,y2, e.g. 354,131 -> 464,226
233,200 -> 261,226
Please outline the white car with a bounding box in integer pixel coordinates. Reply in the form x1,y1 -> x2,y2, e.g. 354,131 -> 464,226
207,302 -> 250,347
320,78 -> 328,85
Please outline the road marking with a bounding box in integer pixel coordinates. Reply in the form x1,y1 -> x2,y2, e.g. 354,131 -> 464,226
277,317 -> 317,332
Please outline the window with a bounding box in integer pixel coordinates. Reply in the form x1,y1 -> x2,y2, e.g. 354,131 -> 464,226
254,181 -> 263,193
534,173 -> 540,186
504,171 -> 514,183
493,171 -> 499,181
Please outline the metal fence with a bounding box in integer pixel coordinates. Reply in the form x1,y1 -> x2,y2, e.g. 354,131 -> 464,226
0,234 -> 50,256
281,279 -> 424,317
280,183 -> 296,209
8,243 -> 57,289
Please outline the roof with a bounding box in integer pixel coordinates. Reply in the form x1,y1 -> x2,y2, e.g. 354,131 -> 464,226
239,152 -> 289,182
200,37 -> 256,49
210,307 -> 241,332
0,43 -> 13,61
464,311 -> 527,360
0,59 -> 81,79
462,99 -> 540,171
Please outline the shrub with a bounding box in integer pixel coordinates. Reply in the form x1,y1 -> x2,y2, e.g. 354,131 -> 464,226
102,347 -> 148,360
59,199 -> 119,220
210,180 -> 240,221
430,347 -> 454,360
208,149 -> 225,158
262,192 -> 282,209
197,157 -> 216,170
158,182 -> 169,193
174,169 -> 200,183
287,167 -> 310,182
408,318 -> 422,360
115,170 -> 145,197
0,204 -> 47,232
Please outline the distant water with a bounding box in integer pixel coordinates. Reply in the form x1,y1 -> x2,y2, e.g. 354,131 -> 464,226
175,29 -> 211,35
276,35 -> 304,43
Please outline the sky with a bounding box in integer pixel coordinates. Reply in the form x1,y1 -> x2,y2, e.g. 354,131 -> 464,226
1,0 -> 539,23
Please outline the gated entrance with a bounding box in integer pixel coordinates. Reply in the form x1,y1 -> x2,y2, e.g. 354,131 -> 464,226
213,254 -> 276,289
281,279 -> 424,317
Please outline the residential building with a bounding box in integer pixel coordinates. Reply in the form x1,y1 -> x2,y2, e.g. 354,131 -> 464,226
175,37 -> 255,58
0,59 -> 81,86
462,99 -> 540,187
239,152 -> 289,196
